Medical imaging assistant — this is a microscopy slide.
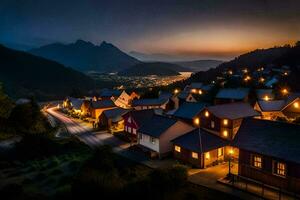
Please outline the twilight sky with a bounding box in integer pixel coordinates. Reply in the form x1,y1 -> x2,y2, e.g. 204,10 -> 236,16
1,0 -> 300,60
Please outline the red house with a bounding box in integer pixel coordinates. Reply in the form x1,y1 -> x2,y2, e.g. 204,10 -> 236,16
123,109 -> 155,140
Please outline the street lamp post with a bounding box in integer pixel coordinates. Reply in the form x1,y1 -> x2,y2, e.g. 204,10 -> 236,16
228,148 -> 234,179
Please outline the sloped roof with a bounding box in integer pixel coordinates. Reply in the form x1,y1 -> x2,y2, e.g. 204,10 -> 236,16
91,100 -> 116,109
207,102 -> 259,120
103,108 -> 130,122
190,82 -> 203,89
233,118 -> 300,164
216,88 -> 249,100
173,102 -> 207,120
69,98 -> 84,110
138,115 -> 178,137
126,109 -> 155,126
132,98 -> 168,106
172,128 -> 229,153
159,91 -> 173,100
257,100 -> 285,111
177,91 -> 192,99
285,93 -> 300,107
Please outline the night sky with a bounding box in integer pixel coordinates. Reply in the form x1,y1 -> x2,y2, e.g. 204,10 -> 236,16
1,0 -> 300,59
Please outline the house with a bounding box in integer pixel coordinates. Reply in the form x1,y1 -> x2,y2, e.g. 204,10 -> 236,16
98,108 -> 130,131
123,109 -> 155,140
254,100 -> 286,120
215,88 -> 249,104
255,89 -> 275,101
233,118 -> 300,193
113,91 -> 132,109
63,97 -> 84,114
184,82 -> 213,95
172,128 -> 229,168
177,91 -> 197,105
159,91 -> 178,111
89,100 -> 117,119
132,98 -> 169,110
281,93 -> 300,119
200,103 -> 259,140
172,102 -> 207,124
138,115 -> 194,158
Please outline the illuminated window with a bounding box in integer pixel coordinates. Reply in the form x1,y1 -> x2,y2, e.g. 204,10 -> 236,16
175,145 -> 181,152
194,118 -> 200,126
294,102 -> 299,108
198,90 -> 203,95
205,111 -> 209,117
223,119 -> 228,126
211,121 -> 215,128
223,130 -> 228,137
218,148 -> 223,157
192,152 -> 198,159
205,152 -> 210,159
252,155 -> 262,168
273,161 -> 286,177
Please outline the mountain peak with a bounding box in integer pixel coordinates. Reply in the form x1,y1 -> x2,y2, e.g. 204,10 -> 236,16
74,39 -> 94,46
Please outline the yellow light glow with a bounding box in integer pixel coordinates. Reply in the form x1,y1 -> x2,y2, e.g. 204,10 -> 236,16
198,89 -> 203,95
229,148 -> 234,155
175,145 -> 181,152
284,72 -> 288,76
282,88 -> 288,95
294,102 -> 299,108
191,89 -> 197,93
192,152 -> 198,159
174,89 -> 179,94
205,111 -> 209,117
244,75 -> 251,82
194,118 -> 200,126
223,119 -> 228,126
259,77 -> 265,83
205,152 -> 210,159
263,95 -> 270,101
228,70 -> 233,75
223,130 -> 228,137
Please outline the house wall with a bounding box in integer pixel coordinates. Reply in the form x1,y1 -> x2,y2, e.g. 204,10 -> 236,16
90,107 -> 116,119
173,146 -> 202,168
159,121 -> 195,155
238,149 -> 300,193
282,99 -> 300,119
123,115 -> 138,137
204,148 -> 225,168
138,133 -> 160,152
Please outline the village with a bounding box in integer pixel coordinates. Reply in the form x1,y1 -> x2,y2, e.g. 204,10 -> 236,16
57,64 -> 300,200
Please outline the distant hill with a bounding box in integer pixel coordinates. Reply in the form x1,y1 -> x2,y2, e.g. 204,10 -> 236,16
0,44 -> 95,100
174,60 -> 223,72
118,62 -> 186,76
29,40 -> 140,73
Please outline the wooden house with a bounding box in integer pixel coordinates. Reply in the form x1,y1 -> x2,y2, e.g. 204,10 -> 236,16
254,100 -> 286,120
172,102 -> 207,124
172,128 -> 229,168
176,91 -> 197,105
123,109 -> 155,140
199,103 -> 259,140
233,118 -> 300,194
138,115 -> 194,158
215,88 -> 249,104
98,108 -> 130,131
113,91 -> 132,109
89,100 -> 117,119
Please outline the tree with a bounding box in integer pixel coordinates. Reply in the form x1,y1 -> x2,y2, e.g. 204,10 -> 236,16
295,41 -> 300,47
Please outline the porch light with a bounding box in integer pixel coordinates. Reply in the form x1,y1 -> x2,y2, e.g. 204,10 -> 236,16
205,111 -> 209,117
282,88 -> 288,95
198,89 -> 203,95
294,102 -> 299,108
263,95 -> 270,101
223,119 -> 228,126
228,148 -> 234,155
194,118 -> 200,126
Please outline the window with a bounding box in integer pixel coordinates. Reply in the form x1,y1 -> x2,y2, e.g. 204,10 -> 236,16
132,128 -> 136,135
211,121 -> 215,128
252,155 -> 262,168
128,127 -> 132,133
273,161 -> 286,177
150,137 -> 156,144
223,119 -> 228,126
205,152 -> 210,159
175,145 -> 181,152
205,111 -> 209,117
192,152 -> 198,159
223,130 -> 228,137
218,148 -> 223,157
128,117 -> 132,123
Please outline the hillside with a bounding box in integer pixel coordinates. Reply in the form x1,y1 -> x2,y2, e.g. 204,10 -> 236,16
0,45 -> 95,100
118,62 -> 185,76
174,60 -> 224,72
29,40 -> 140,73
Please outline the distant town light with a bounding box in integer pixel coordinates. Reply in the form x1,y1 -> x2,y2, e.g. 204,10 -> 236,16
205,111 -> 209,117
174,89 -> 179,94
198,89 -> 203,95
191,89 -> 197,93
294,102 -> 299,108
282,88 -> 288,95
228,70 -> 233,75
259,77 -> 265,83
244,75 -> 251,82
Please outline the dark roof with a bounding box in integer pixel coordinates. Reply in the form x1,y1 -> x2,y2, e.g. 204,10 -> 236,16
103,108 -> 130,122
190,82 -> 203,89
256,89 -> 275,100
126,109 -> 155,126
177,91 -> 192,99
159,91 -> 173,100
285,93 -> 300,107
207,102 -> 259,120
257,100 -> 285,111
91,100 -> 116,109
172,128 -> 229,153
216,88 -> 249,100
99,89 -> 122,98
233,118 -> 300,164
69,98 -> 84,110
132,98 -> 168,106
173,102 -> 207,120
138,115 -> 178,137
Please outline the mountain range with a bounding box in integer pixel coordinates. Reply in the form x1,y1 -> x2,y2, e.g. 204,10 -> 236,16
29,40 -> 140,73
0,44 -> 95,100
